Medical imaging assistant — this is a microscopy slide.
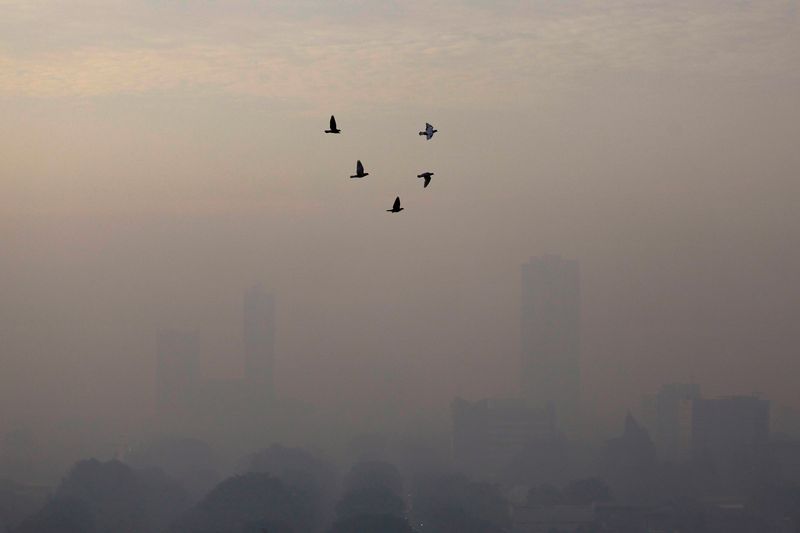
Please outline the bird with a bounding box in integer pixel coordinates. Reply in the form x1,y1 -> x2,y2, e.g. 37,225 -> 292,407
387,196 -> 404,213
350,160 -> 369,178
417,171 -> 434,188
325,115 -> 341,134
419,122 -> 437,140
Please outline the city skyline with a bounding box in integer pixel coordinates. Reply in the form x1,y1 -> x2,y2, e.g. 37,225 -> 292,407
2,1 -> 800,528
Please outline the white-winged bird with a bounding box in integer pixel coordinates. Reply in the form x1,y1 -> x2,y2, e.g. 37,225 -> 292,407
325,115 -> 341,134
350,160 -> 369,178
418,122 -> 437,140
417,171 -> 434,188
387,196 -> 404,213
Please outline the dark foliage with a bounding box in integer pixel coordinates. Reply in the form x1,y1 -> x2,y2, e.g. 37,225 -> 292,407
20,459 -> 190,533
562,478 -> 612,506
336,486 -> 405,520
170,473 -> 313,533
124,437 -> 220,503
325,513 -> 415,533
241,444 -> 337,530
527,484 -> 564,507
343,461 -> 403,496
15,497 -> 97,533
412,474 -> 509,532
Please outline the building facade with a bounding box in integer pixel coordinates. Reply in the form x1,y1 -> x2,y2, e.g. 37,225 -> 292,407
642,383 -> 701,461
691,395 -> 770,470
452,397 -> 556,478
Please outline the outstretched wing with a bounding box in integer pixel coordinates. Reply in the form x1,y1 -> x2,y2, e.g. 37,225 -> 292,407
330,115 -> 337,130
393,196 -> 401,210
426,122 -> 432,131
424,175 -> 431,188
356,160 -> 364,174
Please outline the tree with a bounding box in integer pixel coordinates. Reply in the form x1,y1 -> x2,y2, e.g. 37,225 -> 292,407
325,513 -> 415,533
170,473 -> 313,533
15,498 -> 97,533
527,484 -> 564,507
0,479 -> 49,532
124,437 -> 220,503
562,478 -> 612,506
333,461 -> 406,522
335,486 -> 405,520
343,461 -> 403,496
13,458 -> 189,533
51,458 -> 190,533
412,474 -> 510,532
419,506 -> 507,533
242,444 -> 337,531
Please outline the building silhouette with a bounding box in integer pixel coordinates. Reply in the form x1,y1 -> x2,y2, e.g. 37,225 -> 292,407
156,330 -> 199,411
641,383 -> 701,462
243,285 -> 275,402
602,414 -> 657,504
520,255 -> 581,433
691,395 -> 770,468
451,397 -> 556,479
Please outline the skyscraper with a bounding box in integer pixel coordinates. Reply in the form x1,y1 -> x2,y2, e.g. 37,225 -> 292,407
691,395 -> 770,467
243,285 -> 275,402
451,397 -> 556,479
649,383 -> 701,461
156,329 -> 199,411
520,255 -> 581,433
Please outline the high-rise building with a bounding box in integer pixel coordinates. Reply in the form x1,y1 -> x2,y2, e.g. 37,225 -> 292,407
452,397 -> 556,478
243,285 -> 275,401
156,330 -> 199,411
691,395 -> 770,468
520,255 -> 581,432
642,383 -> 701,461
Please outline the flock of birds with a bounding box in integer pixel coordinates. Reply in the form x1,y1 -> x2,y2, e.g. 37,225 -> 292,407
325,115 -> 437,213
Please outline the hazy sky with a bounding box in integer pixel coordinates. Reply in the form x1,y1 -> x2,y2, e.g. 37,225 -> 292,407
1,0 -> 799,433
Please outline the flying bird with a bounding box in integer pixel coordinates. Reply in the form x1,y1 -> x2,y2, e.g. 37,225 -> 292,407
325,115 -> 341,134
387,196 -> 404,213
350,160 -> 369,179
419,122 -> 437,140
417,171 -> 434,188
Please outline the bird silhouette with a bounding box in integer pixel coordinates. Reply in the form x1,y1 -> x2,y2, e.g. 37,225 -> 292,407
387,196 -> 404,213
325,115 -> 341,134
419,122 -> 437,140
350,160 -> 369,178
417,171 -> 434,188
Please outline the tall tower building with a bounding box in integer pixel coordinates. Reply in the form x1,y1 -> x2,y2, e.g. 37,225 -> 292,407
156,330 -> 199,411
520,255 -> 581,432
243,285 -> 275,401
654,383 -> 701,461
691,395 -> 770,468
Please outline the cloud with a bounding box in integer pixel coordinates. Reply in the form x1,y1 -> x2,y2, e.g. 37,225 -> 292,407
0,0 -> 797,105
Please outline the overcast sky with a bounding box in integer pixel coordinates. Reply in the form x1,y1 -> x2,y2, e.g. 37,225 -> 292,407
1,0 -> 799,433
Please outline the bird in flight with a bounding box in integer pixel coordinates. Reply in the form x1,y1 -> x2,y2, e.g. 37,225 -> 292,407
419,122 -> 437,140
387,196 -> 404,213
417,171 -> 434,188
350,160 -> 369,179
325,115 -> 341,134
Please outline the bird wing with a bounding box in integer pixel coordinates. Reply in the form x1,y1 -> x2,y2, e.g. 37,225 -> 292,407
424,176 -> 431,187
356,160 -> 364,174
330,115 -> 337,130
426,123 -> 432,131
393,197 -> 401,210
